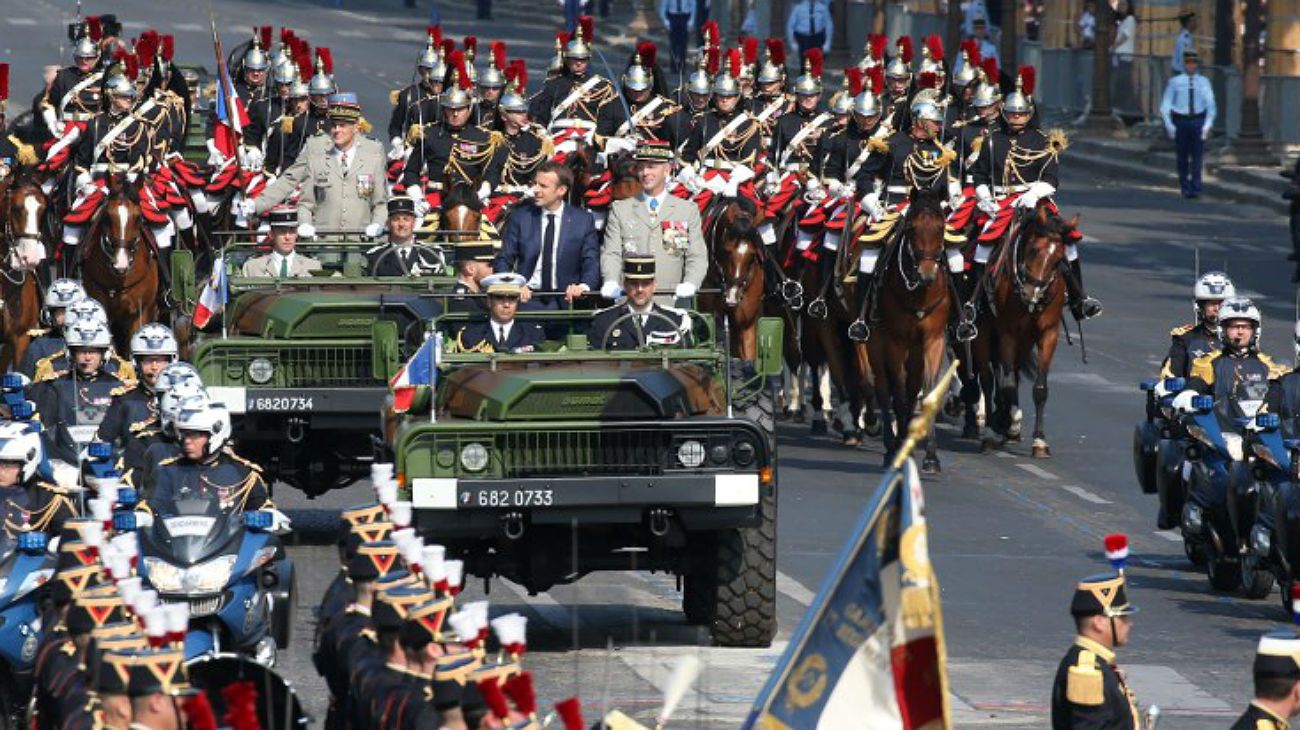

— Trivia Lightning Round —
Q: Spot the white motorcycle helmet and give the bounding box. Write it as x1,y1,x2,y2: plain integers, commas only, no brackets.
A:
42,280,86,326
1218,296,1262,352
159,380,209,436
64,318,113,351
174,401,232,456
155,362,203,396
0,421,43,483
129,323,179,363
64,298,109,329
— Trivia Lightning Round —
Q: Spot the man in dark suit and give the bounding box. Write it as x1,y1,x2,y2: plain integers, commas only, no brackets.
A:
365,197,446,276
454,274,545,353
590,255,691,350
494,160,600,309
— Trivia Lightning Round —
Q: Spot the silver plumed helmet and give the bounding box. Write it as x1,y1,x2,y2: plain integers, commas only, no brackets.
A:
287,77,309,99
418,37,440,71
829,82,853,115
910,89,945,123
952,53,979,88
499,80,527,113
73,35,99,60
479,63,506,90
104,68,137,99
712,71,740,97
308,55,335,97
272,58,297,85
440,71,473,109
622,54,652,92
792,59,821,97
852,90,881,118
687,51,713,96
1002,67,1034,115
565,27,592,60
243,34,270,72
885,54,911,81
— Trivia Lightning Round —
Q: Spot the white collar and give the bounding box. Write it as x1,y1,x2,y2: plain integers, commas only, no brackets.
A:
541,201,565,217
492,319,513,333
391,238,416,249
271,250,294,262
641,191,668,210
333,144,354,157
629,302,654,315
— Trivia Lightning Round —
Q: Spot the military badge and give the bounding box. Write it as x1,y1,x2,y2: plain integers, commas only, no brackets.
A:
356,173,375,199
661,221,688,252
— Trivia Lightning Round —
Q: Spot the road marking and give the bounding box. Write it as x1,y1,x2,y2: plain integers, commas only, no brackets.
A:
1152,530,1184,542
7,17,37,25
1016,463,1058,480
170,22,205,32
335,29,371,38
775,571,815,607
995,451,1014,459
1060,485,1111,504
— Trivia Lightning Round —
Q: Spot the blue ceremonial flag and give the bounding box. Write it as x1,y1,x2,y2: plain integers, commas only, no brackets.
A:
745,424,952,729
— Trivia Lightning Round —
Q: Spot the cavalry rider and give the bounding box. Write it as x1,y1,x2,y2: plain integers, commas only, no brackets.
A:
32,317,129,465
147,399,272,513
969,67,1102,321
946,41,983,129
18,279,86,379
680,49,716,122
61,59,177,281
237,29,277,172
954,59,1001,194
1185,297,1287,409
95,322,177,476
749,40,792,146
40,29,104,143
592,254,692,350
882,37,914,132
764,52,834,244
389,28,446,162
263,70,312,176
609,44,690,153
491,77,552,196
528,17,625,154
1162,271,1235,380
850,93,964,341
401,60,504,216
0,421,77,538
473,43,509,128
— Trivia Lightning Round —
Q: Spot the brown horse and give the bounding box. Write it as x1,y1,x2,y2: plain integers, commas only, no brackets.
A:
700,197,766,360
438,181,484,243
866,189,953,472
962,204,1074,458
0,174,48,370
81,177,160,353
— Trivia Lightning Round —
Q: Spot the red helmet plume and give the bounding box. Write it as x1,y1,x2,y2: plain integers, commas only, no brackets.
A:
726,47,742,79
440,38,456,58
280,27,294,44
896,36,913,64
701,20,719,48
463,35,478,56
0,63,9,103
804,48,823,78
87,16,103,41
980,57,999,84
765,37,785,66
867,64,884,95
636,40,658,68
960,39,981,67
506,59,527,91
296,50,312,82
1018,65,1035,96
844,67,864,96
490,41,506,71
705,46,720,75
868,33,887,63
258,25,271,50
428,24,442,46
924,34,944,62
578,14,594,43
316,47,333,75
742,36,758,66
161,35,175,63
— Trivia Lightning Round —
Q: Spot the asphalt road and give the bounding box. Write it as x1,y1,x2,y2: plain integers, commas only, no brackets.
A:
5,0,1299,727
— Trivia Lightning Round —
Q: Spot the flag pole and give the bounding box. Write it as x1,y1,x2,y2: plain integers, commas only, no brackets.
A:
890,360,960,471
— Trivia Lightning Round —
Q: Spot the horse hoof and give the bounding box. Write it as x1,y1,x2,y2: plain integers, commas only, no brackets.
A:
843,431,863,447
921,458,941,474
962,424,980,439
943,397,964,419
1032,439,1051,458
981,437,1003,453
810,420,827,436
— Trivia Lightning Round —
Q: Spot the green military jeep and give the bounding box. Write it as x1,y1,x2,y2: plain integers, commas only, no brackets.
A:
391,309,782,647
173,235,459,495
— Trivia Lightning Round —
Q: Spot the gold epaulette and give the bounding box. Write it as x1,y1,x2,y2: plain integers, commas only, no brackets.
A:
109,383,135,397
454,328,495,354
1047,128,1071,154
936,144,957,167
486,130,504,150
1066,649,1104,706
390,89,402,106
113,356,137,384
224,449,264,473
33,352,63,383
1189,350,1220,384
868,136,889,153
26,328,48,338
540,133,555,158
407,123,425,144
1170,323,1195,337
358,117,373,135
281,115,295,134
1259,353,1291,379
970,135,984,157
8,136,38,167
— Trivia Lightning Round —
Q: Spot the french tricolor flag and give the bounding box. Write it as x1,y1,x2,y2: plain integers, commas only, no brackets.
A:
390,333,441,413
192,255,227,330
212,43,250,158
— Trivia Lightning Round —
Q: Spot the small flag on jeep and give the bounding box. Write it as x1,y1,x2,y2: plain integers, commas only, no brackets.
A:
192,255,227,330
391,333,440,413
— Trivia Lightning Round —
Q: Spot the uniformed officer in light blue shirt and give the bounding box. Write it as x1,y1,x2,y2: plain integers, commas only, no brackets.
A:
1172,11,1196,74
1160,49,1216,198
786,0,833,58
659,0,696,75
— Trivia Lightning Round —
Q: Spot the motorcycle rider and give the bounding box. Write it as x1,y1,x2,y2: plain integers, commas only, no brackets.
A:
32,317,130,465
146,400,272,513
95,323,178,475
0,421,78,538
128,375,207,492
17,279,87,379
1162,272,1235,380
1185,297,1287,406
31,297,135,386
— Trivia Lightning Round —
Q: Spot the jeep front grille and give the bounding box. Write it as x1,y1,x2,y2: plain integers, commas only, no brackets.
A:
201,343,375,387
500,428,670,478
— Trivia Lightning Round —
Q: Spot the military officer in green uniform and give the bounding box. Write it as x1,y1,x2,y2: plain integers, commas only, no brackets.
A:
1230,631,1300,730
1050,571,1142,730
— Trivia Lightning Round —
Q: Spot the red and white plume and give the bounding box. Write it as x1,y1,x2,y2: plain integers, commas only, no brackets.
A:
701,20,719,49
490,41,506,71
1018,65,1036,96
924,34,944,62
742,36,758,67
491,612,528,656
1104,533,1129,572
578,14,594,43
726,48,742,79
845,67,864,96
896,36,913,64
804,48,823,78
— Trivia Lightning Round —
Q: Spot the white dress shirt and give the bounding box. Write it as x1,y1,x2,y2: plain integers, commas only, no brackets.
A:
528,202,566,290
785,0,833,52
1160,72,1216,134
641,191,668,218
270,251,296,276
492,319,513,344
332,144,354,172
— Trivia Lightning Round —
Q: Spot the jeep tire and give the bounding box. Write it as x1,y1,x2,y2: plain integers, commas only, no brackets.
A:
705,493,778,647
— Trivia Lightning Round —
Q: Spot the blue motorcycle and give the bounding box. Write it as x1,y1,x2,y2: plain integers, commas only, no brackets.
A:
0,532,55,727
1240,412,1300,611
1136,377,1194,536
134,497,294,666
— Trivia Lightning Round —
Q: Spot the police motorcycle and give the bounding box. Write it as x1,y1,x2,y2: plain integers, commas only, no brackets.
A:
128,404,295,667
0,529,55,727
1173,378,1276,595
1231,405,1300,613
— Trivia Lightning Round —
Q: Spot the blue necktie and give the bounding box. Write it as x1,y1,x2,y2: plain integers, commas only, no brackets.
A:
806,4,815,35
1188,76,1196,115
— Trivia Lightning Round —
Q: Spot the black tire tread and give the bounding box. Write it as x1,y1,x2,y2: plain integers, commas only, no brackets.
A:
707,494,778,647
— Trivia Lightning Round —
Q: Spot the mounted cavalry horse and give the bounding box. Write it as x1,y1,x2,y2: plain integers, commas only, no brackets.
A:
698,196,767,360
962,203,1075,458
80,175,161,353
863,187,957,472
0,171,49,370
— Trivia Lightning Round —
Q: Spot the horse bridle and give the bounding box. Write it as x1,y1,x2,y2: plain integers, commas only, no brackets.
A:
707,200,764,296
0,184,43,284
1012,225,1063,313
896,216,946,292
93,197,145,273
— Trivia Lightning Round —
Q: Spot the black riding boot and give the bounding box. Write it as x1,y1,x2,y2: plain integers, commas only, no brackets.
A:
157,248,177,310
61,245,80,280
847,272,875,342
1066,259,1103,321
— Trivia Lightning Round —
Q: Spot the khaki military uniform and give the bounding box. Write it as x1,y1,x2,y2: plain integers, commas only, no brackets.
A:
256,135,389,230
600,194,707,298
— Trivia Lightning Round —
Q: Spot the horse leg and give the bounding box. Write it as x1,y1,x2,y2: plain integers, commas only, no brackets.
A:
919,332,947,474
1031,325,1062,458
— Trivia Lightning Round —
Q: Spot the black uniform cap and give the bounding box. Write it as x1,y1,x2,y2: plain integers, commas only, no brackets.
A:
1070,572,1138,618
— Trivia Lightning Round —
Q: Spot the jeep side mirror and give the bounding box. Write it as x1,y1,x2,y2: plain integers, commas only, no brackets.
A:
754,317,785,378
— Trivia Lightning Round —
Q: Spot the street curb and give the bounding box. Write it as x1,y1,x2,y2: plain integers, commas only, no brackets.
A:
1064,138,1291,216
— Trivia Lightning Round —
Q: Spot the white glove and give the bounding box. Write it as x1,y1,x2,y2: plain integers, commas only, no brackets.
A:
947,180,965,210
205,139,229,166
134,511,154,529
861,192,884,220
803,187,826,204
364,222,384,238
824,180,843,198
975,184,998,215
408,188,430,216
238,146,264,171
839,181,856,199
1026,181,1056,200
1202,126,1211,141
42,108,62,137
265,508,293,534
74,172,96,198
1016,192,1040,209
730,165,756,186
297,222,317,239
604,136,636,155
237,198,257,218
388,136,406,161
674,282,697,299
600,281,624,300
477,181,492,201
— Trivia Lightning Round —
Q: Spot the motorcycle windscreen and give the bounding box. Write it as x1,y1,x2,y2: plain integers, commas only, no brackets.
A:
147,497,243,566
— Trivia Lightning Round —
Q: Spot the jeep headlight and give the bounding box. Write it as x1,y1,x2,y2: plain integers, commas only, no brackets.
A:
247,358,275,384
733,439,757,467
143,558,185,592
184,555,237,593
460,443,489,472
677,440,706,468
